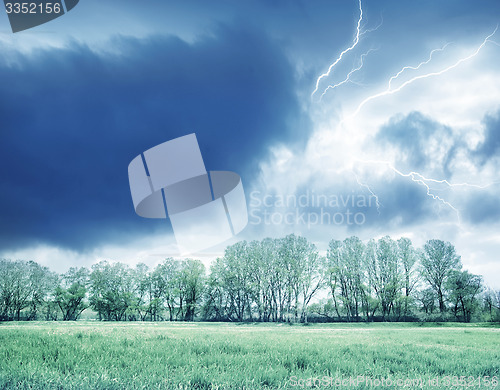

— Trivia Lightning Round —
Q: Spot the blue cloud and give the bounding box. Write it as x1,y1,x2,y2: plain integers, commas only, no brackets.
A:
475,109,500,164
376,111,456,177
0,25,309,251
463,190,500,224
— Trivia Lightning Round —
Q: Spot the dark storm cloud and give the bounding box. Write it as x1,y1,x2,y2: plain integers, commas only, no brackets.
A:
375,109,500,226
359,175,443,229
0,25,309,251
462,190,500,224
376,111,456,177
291,171,437,233
459,109,500,224
475,109,500,164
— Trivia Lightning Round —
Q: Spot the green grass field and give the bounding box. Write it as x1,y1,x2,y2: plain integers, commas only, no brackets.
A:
0,322,499,389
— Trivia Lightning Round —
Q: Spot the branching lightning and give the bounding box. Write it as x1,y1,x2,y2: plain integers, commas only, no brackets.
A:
311,0,363,98
313,0,384,101
354,159,499,221
360,15,383,37
319,48,376,100
387,43,450,89
353,171,382,214
346,26,498,121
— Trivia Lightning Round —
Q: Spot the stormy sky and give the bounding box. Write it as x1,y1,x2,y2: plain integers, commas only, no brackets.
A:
1,0,500,288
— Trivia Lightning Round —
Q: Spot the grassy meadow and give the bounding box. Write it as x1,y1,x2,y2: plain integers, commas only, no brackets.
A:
0,321,499,389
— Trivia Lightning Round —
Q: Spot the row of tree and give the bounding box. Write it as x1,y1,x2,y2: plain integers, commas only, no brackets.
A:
321,237,485,323
1,235,499,323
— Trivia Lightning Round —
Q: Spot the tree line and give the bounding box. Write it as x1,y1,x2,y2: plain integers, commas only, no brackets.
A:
1,235,499,323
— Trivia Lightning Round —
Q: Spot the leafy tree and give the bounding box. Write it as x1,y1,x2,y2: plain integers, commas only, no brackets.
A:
267,238,288,322
366,236,401,319
298,249,324,323
493,290,500,321
202,257,230,321
0,259,26,320
89,261,134,321
221,241,253,321
4,261,31,320
482,289,495,321
54,267,89,321
26,261,58,320
130,263,152,321
246,240,270,322
397,238,419,319
153,258,181,321
446,270,482,322
178,259,205,321
326,237,366,321
420,240,462,313
417,287,437,315
0,259,56,320
278,234,323,322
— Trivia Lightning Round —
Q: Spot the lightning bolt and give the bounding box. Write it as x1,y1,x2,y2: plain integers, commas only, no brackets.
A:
387,43,450,89
360,15,383,37
354,160,499,221
311,0,363,98
353,171,382,214
395,169,460,219
319,48,377,100
346,26,498,121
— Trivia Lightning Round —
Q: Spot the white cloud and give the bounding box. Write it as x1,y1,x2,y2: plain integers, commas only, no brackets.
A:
0,230,225,275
